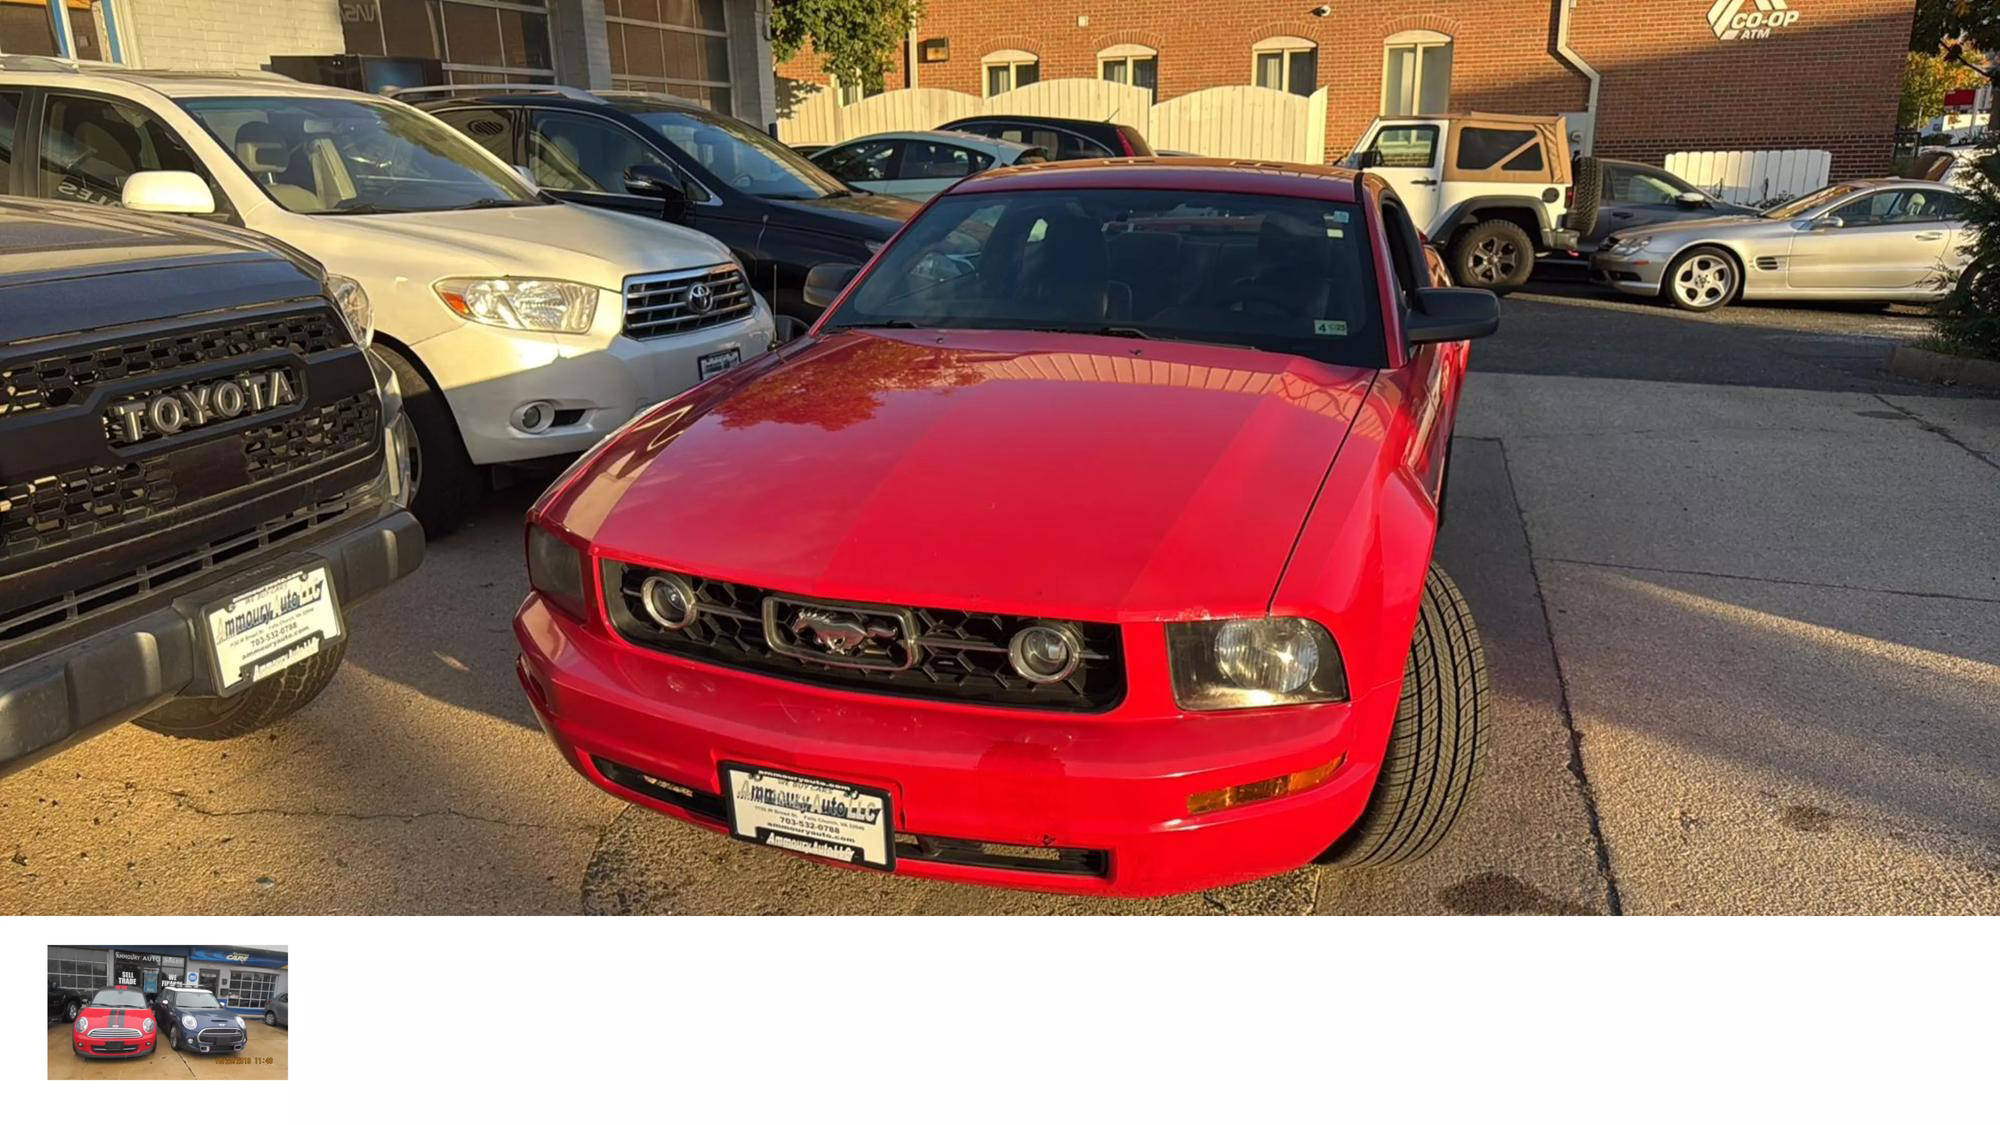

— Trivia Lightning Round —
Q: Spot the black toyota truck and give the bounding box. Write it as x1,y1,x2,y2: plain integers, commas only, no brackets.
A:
0,197,422,774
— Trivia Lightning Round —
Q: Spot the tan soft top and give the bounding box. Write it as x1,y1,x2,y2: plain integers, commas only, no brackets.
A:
1422,112,1572,186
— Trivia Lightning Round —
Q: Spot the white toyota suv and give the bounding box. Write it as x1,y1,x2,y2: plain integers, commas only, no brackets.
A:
0,60,774,534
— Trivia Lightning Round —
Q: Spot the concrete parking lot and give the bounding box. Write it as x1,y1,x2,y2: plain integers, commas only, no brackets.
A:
2,278,1994,915
46,1022,287,1080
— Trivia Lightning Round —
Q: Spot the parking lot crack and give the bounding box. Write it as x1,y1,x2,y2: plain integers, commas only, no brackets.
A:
161,794,596,834
1535,558,2000,606
1497,438,1625,916
1871,395,2000,475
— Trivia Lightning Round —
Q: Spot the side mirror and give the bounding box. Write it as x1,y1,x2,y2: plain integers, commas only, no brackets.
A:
1405,287,1500,345
624,163,688,205
121,171,216,215
1811,215,1845,231
1675,190,1708,208
1353,149,1381,169
802,262,860,308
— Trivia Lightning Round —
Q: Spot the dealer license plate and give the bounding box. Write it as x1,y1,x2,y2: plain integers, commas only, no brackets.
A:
721,763,894,871
698,347,741,380
201,567,342,692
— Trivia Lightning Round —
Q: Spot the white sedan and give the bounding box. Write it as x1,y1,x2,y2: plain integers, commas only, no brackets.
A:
809,130,1048,201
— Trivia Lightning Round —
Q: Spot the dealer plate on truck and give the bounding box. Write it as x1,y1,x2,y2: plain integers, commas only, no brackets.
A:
201,566,342,693
698,347,741,380
721,763,894,871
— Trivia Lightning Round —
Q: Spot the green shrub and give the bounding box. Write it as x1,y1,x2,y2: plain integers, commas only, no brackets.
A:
1932,148,2000,358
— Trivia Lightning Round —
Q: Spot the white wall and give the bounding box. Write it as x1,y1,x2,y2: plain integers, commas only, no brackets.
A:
118,0,345,71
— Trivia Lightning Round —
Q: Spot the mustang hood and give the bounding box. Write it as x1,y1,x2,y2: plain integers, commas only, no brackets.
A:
556,330,1376,618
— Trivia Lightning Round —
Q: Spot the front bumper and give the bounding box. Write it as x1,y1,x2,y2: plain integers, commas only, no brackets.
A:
515,594,1402,897
418,309,774,466
1590,251,1669,296
0,504,423,772
74,1033,155,1057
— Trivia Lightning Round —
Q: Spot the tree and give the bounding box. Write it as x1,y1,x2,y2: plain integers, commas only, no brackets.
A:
769,0,924,91
1911,0,2000,56
1902,50,1981,128
1930,150,2000,358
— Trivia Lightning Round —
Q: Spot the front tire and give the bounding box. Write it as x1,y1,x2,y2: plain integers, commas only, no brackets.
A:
1664,246,1741,311
134,636,349,741
168,1025,182,1052
1320,564,1489,867
264,1010,276,1025
1450,219,1536,293
65,1000,80,1022
378,345,486,539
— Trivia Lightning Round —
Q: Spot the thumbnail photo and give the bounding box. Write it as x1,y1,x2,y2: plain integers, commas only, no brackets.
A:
47,946,287,1081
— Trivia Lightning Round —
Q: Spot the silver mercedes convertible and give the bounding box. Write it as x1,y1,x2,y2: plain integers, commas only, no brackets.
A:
1591,179,1973,312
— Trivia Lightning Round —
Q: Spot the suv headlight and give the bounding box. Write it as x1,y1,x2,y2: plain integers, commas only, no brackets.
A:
435,277,599,333
325,273,374,349
1166,618,1347,710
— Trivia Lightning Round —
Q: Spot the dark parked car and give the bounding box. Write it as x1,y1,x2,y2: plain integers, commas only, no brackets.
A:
48,983,93,1023
153,986,246,1054
1575,158,1756,253
937,114,1155,160
0,196,423,776
411,89,918,324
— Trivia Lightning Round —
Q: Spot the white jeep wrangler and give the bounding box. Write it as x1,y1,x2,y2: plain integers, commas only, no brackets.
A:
1344,112,1601,292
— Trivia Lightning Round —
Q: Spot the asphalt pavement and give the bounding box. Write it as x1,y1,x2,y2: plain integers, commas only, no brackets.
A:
46,1022,287,1080
2,278,1994,915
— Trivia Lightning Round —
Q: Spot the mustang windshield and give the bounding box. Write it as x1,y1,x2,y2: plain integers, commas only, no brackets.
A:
825,189,1386,368
89,989,147,1007
168,990,222,1008
180,96,543,215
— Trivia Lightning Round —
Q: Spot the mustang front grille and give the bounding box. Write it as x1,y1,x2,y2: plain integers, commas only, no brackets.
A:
600,562,1126,711
622,264,753,339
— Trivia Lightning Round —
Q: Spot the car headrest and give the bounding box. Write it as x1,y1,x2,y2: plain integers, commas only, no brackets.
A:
233,121,290,175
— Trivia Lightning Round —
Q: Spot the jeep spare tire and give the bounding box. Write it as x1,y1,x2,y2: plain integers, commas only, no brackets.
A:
1567,155,1603,236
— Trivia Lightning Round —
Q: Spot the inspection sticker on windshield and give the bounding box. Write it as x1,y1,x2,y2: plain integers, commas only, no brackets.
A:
201,567,342,692
721,763,894,871
1314,320,1349,336
698,347,741,380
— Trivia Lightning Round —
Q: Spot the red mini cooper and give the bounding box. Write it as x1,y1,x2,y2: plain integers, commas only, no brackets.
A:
516,159,1497,896
72,986,156,1059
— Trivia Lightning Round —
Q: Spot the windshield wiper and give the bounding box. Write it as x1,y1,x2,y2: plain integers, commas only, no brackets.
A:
323,203,405,215
837,319,924,330
444,198,535,210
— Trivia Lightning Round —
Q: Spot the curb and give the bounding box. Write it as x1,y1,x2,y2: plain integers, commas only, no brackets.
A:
1887,344,2000,391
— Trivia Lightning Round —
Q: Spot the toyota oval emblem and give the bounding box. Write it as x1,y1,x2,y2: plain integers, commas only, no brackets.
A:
686,281,715,312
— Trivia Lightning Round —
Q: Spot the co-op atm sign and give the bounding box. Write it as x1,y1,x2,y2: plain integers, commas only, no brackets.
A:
1709,0,1802,41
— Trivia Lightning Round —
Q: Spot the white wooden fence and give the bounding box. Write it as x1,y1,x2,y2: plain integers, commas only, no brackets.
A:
777,77,1328,164
1663,149,1831,206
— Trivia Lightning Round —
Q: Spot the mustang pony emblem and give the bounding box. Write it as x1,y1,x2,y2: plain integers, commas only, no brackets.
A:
791,608,897,655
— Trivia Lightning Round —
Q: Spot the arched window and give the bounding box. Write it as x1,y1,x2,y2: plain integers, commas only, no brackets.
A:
1251,35,1317,96
1383,30,1453,115
983,49,1040,97
1097,43,1158,100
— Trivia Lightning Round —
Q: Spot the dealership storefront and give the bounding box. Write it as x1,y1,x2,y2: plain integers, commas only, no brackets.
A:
47,945,288,1016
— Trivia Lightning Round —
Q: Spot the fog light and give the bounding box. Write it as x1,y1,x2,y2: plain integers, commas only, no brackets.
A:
512,400,558,433
1186,755,1345,816
1007,623,1081,683
639,572,699,630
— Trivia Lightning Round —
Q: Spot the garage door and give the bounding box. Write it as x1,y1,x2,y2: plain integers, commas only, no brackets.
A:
604,0,733,113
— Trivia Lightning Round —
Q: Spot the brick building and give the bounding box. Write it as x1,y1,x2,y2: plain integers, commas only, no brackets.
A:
776,0,1916,178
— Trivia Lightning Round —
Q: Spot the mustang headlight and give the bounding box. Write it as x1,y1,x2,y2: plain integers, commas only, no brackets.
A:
181,1015,197,1029
435,277,599,333
1166,618,1347,711
142,1018,155,1033
76,1017,88,1033
325,273,374,349
527,522,590,621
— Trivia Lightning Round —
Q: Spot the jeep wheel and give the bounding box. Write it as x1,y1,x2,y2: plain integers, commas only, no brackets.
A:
1664,247,1740,312
378,345,486,539
134,636,349,741
1320,564,1489,867
1451,220,1535,292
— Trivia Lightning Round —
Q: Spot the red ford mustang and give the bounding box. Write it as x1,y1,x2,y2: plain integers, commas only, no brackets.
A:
72,986,156,1059
515,159,1496,896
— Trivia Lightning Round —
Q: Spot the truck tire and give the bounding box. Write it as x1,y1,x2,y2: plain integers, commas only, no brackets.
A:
377,345,485,539
1568,155,1603,236
1320,564,1489,867
1450,219,1535,292
134,636,349,741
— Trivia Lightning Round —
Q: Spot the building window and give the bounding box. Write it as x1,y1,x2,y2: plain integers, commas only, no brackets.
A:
340,1,555,86
983,49,1039,97
1383,30,1452,116
48,954,107,992
215,966,278,1009
1097,43,1157,101
0,1,115,62
605,0,733,115
1251,35,1316,96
